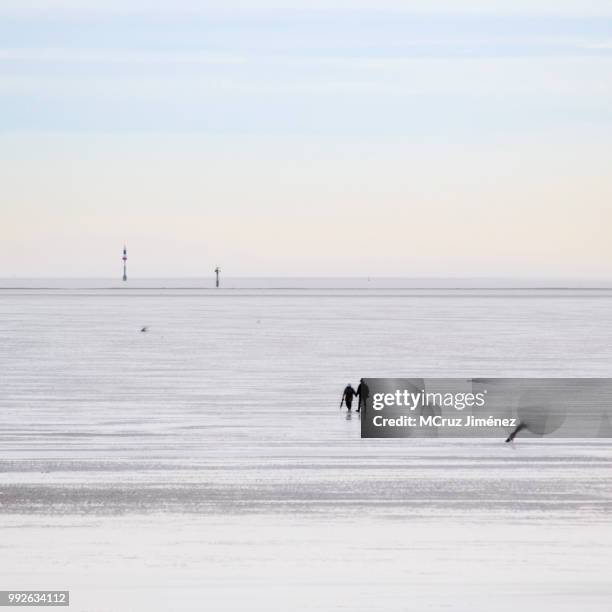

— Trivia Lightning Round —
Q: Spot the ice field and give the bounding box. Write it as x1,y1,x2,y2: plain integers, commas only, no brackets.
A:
1,280,612,611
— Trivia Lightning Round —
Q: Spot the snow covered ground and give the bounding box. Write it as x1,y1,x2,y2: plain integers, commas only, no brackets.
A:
1,282,611,610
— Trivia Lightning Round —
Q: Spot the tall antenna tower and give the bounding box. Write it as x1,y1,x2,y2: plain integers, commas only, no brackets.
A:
122,245,128,281
215,266,220,288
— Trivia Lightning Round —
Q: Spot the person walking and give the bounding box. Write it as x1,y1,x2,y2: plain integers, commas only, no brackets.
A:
356,378,369,413
341,383,357,411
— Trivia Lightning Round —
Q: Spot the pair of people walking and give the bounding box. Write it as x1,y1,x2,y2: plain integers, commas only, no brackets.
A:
341,379,369,413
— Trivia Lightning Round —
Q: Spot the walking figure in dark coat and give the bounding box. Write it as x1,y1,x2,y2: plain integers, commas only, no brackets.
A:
356,378,369,413
341,384,357,411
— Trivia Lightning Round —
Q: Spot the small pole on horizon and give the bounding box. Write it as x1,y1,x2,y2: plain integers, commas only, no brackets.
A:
122,245,128,282
215,266,220,288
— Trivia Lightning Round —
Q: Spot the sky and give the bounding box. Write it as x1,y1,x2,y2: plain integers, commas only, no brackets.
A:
1,0,611,277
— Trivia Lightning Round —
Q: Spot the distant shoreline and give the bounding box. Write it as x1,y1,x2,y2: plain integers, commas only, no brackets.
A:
1,277,612,291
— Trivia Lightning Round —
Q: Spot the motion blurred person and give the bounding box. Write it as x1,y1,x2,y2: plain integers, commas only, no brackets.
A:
505,421,527,443
341,384,357,411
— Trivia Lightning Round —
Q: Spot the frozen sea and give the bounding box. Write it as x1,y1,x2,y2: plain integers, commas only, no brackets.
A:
1,278,612,611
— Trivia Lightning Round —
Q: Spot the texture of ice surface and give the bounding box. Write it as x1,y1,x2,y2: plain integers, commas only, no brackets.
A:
1,281,612,610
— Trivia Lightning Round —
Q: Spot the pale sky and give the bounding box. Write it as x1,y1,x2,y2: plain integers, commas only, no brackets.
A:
1,1,611,277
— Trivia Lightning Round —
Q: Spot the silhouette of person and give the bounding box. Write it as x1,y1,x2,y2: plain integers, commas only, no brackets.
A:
341,384,357,411
356,378,369,413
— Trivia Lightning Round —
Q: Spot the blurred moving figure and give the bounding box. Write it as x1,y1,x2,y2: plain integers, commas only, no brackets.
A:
505,422,526,443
